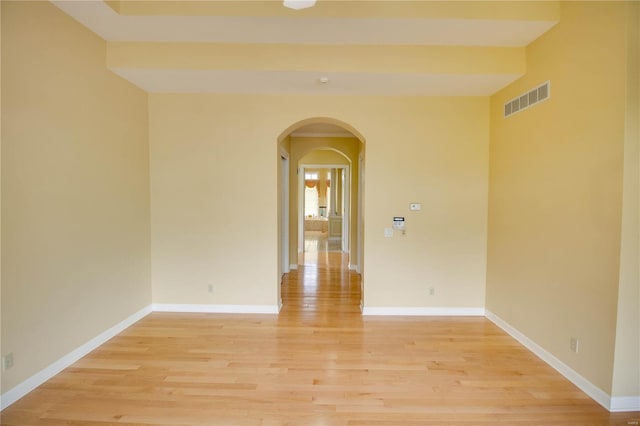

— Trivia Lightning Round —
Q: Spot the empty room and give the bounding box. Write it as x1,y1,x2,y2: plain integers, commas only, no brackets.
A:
1,0,639,424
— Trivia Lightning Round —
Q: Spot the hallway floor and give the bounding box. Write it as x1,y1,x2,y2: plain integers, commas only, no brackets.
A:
303,230,342,255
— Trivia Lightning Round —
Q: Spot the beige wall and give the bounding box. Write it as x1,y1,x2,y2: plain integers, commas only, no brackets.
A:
486,2,631,394
1,1,150,392
149,95,489,310
362,99,489,309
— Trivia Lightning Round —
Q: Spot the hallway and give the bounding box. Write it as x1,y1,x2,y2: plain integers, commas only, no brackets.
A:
281,225,360,320
280,249,361,325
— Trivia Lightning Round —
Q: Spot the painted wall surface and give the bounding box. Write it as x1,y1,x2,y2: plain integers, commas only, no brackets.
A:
289,137,360,268
611,1,640,399
149,95,489,310
1,1,150,392
486,2,629,394
362,100,489,309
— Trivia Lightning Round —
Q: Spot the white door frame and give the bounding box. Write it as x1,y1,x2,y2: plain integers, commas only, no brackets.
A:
341,167,350,253
279,148,290,277
357,154,364,274
298,164,350,255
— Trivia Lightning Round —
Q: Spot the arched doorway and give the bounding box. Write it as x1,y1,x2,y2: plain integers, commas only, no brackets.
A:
277,118,365,311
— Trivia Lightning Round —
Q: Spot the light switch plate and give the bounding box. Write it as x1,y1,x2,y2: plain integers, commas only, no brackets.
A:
410,203,421,211
384,228,393,238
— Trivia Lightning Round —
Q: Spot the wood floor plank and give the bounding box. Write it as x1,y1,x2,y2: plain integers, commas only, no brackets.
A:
2,249,639,425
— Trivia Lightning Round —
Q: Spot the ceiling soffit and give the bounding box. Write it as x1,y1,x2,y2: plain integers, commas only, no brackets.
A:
51,0,559,95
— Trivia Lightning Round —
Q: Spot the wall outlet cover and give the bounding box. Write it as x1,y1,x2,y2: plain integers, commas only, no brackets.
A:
570,337,579,353
2,352,14,371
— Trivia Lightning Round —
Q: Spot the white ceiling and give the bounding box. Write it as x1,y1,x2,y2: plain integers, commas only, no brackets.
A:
52,1,556,46
51,1,558,96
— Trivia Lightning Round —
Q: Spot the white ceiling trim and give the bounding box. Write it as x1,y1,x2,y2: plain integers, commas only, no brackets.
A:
109,68,523,96
52,1,556,47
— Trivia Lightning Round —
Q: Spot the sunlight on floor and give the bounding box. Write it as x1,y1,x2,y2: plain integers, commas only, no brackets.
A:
301,230,343,266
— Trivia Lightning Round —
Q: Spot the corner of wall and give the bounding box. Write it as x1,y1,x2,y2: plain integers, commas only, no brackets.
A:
610,0,640,402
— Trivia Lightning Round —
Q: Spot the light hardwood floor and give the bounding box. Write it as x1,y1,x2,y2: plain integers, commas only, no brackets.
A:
2,251,638,425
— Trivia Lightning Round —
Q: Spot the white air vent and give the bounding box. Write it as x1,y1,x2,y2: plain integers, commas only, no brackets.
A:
504,81,550,118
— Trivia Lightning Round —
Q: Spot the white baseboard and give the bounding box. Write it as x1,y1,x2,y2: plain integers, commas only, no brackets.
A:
610,396,640,412
0,305,152,411
348,264,358,271
362,306,485,316
289,264,298,270
152,304,279,314
484,310,617,411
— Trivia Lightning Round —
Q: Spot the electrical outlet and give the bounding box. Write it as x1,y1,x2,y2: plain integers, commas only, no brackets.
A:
2,352,14,371
429,287,435,296
208,284,214,293
570,337,579,353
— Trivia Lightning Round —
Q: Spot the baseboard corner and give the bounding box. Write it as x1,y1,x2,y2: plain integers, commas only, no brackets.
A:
610,395,640,412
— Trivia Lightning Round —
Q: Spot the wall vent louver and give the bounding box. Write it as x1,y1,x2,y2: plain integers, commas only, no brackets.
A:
504,81,550,118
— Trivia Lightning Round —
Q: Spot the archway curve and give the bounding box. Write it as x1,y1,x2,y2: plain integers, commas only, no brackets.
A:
277,116,366,145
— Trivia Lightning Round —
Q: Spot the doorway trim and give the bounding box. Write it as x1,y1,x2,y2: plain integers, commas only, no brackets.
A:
279,147,290,274
278,146,290,311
